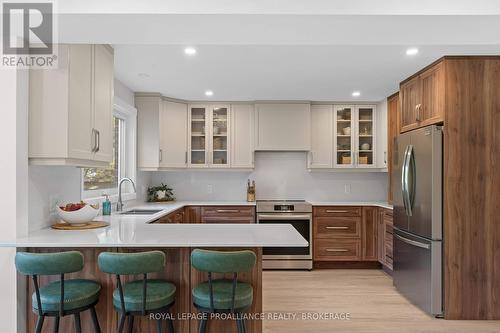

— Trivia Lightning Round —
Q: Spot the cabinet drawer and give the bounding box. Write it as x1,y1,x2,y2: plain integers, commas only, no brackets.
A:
314,206,361,217
385,242,393,260
201,216,255,224
314,217,361,238
201,206,255,217
314,239,361,261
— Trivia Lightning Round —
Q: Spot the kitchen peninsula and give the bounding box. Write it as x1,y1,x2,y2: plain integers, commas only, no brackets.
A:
14,203,307,333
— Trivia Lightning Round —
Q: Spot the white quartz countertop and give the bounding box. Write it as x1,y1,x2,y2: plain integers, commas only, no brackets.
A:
10,201,309,248
308,201,393,210
8,200,392,248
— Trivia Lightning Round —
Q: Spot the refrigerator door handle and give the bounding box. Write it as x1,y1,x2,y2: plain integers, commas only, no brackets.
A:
406,145,415,216
401,145,410,216
395,233,430,250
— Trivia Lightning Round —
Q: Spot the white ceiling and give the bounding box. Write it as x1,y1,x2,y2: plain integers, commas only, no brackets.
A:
52,1,500,101
114,44,500,101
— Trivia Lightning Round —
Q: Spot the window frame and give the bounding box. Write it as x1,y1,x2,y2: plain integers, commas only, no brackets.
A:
81,96,137,205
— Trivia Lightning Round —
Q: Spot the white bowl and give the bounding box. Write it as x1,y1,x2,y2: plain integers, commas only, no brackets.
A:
56,205,99,224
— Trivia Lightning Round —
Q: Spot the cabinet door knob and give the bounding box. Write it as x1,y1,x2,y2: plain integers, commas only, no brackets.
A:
159,149,163,162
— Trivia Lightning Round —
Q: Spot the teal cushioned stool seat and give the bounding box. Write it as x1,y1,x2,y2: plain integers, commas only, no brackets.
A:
112,279,176,312
192,279,253,310
191,249,257,333
33,279,101,312
98,250,176,333
15,251,101,333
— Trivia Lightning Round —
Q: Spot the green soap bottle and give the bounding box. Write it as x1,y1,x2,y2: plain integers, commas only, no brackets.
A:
102,194,111,216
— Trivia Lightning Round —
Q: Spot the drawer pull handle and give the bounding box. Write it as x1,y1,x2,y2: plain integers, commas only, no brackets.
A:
325,226,349,230
325,248,349,252
325,210,349,213
216,209,239,213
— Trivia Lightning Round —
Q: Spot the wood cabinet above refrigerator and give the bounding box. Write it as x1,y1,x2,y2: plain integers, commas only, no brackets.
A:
399,61,444,133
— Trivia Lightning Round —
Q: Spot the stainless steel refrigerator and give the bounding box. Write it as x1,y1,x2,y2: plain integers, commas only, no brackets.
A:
392,125,443,316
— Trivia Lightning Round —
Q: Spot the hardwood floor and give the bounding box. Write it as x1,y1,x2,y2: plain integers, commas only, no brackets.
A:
263,270,500,333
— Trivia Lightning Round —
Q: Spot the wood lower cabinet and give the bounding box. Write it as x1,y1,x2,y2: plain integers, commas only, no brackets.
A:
314,238,361,261
362,207,378,261
201,206,255,223
377,208,393,270
155,208,185,224
184,206,201,223
313,206,376,262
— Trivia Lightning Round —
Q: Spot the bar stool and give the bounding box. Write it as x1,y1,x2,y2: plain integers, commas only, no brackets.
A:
15,251,101,333
191,249,256,333
98,251,176,333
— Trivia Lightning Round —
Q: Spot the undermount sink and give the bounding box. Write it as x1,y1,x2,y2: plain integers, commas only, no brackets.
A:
119,209,163,215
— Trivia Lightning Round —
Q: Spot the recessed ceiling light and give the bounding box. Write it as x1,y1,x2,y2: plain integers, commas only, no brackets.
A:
138,73,150,78
406,48,419,56
352,91,361,97
205,90,214,97
184,47,197,55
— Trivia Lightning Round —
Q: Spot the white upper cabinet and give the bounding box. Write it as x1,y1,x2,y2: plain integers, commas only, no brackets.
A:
137,95,188,170
29,44,114,167
333,105,356,168
231,104,255,168
354,105,377,168
308,105,332,168
309,104,382,170
188,104,232,168
160,101,188,168
334,105,377,168
92,45,114,163
255,103,311,151
136,95,161,170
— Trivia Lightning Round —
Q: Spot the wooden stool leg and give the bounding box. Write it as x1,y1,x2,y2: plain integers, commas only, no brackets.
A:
117,314,126,333
90,307,101,333
35,315,44,333
127,316,134,333
156,319,162,333
74,313,82,333
53,316,59,333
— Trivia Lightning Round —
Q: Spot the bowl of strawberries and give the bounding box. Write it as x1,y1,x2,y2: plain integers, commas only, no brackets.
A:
56,201,99,224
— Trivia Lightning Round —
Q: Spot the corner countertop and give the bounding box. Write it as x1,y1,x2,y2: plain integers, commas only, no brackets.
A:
9,200,392,248
11,201,309,248
308,201,393,210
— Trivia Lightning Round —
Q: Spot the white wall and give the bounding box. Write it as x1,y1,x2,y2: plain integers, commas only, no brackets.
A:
0,65,29,333
151,152,388,201
27,78,148,231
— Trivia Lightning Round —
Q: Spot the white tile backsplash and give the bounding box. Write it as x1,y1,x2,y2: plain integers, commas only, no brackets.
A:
151,152,388,202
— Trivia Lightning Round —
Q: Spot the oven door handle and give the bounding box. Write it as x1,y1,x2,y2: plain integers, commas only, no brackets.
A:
257,214,312,220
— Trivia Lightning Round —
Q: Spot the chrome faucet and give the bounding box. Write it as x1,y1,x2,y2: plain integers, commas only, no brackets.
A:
117,177,137,212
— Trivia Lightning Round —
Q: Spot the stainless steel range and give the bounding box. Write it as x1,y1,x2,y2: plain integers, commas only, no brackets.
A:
256,200,312,270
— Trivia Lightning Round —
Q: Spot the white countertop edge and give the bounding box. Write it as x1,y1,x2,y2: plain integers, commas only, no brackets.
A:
11,224,308,248
308,201,393,210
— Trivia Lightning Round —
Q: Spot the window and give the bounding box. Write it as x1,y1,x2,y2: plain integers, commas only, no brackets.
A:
83,116,122,193
81,98,137,201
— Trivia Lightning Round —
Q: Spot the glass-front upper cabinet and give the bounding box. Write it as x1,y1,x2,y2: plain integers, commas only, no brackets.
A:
356,106,376,167
334,106,355,167
189,106,208,166
188,104,231,167
333,105,377,168
210,106,229,167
